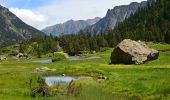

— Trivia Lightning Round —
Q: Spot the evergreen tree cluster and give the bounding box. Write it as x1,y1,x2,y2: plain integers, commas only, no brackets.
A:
59,0,170,52
8,0,170,55
110,0,170,45
59,30,108,54
18,35,60,57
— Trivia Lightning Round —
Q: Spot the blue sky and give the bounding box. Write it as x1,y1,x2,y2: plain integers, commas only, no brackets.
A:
0,0,146,29
0,0,52,9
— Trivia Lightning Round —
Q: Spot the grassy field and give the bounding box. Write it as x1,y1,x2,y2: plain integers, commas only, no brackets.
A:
0,43,170,100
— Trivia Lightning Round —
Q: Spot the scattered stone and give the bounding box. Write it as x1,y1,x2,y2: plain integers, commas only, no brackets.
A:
92,51,96,54
62,74,66,76
16,53,24,58
0,56,7,61
97,76,107,83
110,39,159,64
98,76,107,80
34,67,56,73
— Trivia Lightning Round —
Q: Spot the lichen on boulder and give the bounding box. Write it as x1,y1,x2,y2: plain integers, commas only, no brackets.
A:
110,39,159,64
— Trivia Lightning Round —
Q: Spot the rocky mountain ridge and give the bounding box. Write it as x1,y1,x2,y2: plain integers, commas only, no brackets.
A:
85,0,155,34
42,17,101,36
0,5,44,47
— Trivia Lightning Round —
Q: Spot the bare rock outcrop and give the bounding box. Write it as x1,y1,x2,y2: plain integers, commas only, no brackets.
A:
110,39,159,64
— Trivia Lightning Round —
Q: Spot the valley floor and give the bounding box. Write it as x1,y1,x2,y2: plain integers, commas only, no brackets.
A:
0,43,170,100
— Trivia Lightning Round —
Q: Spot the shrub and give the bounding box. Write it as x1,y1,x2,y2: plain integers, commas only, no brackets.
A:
52,52,69,62
100,47,109,52
46,53,53,58
29,76,49,97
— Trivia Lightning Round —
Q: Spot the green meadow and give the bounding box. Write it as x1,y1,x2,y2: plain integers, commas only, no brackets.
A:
0,43,170,100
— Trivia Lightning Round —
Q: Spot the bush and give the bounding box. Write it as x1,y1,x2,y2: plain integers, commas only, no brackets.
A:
100,47,109,52
29,76,49,97
52,52,69,62
46,53,53,58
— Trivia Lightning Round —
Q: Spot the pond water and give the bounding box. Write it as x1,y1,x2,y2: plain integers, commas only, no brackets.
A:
44,76,91,86
30,56,101,63
31,59,52,64
69,56,101,61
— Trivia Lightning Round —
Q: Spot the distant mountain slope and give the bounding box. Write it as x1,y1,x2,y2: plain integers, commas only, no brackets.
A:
42,17,101,36
85,0,151,34
111,0,170,43
0,5,44,47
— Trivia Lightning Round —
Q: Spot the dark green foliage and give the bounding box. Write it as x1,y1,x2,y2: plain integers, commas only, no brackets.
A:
165,30,170,43
59,31,108,54
108,0,170,45
17,35,60,57
29,76,48,97
96,33,108,49
16,31,109,55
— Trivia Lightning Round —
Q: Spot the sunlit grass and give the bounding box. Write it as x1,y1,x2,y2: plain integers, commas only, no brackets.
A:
0,43,170,99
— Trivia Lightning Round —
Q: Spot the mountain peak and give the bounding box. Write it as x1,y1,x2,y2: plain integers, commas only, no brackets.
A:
42,17,101,36
67,19,74,22
85,0,149,34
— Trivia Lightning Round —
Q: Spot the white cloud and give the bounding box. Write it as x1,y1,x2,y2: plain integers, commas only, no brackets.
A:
8,0,146,29
36,0,146,29
9,8,48,29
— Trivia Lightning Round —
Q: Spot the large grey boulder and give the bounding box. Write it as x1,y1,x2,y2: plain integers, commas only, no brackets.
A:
110,39,159,64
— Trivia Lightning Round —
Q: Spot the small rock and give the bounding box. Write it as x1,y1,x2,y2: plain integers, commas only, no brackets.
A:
16,53,24,58
0,56,7,61
34,67,56,73
92,51,96,54
98,76,107,80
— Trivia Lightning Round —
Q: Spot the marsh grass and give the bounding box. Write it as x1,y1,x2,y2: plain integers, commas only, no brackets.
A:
0,43,170,99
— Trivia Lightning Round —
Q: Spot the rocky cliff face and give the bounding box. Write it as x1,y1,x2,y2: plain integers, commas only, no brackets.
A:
0,5,44,47
85,1,151,34
42,17,101,36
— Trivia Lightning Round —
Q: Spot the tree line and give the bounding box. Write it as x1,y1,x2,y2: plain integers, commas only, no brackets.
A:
110,0,170,45
58,0,170,52
16,0,170,56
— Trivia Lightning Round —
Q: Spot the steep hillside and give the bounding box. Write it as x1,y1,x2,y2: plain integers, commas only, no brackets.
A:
0,5,44,47
110,0,170,45
85,0,152,34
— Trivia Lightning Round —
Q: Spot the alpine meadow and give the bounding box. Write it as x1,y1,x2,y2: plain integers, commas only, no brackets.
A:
0,0,170,100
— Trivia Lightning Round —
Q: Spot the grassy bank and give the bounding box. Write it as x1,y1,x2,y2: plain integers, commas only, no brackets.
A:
0,43,170,100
